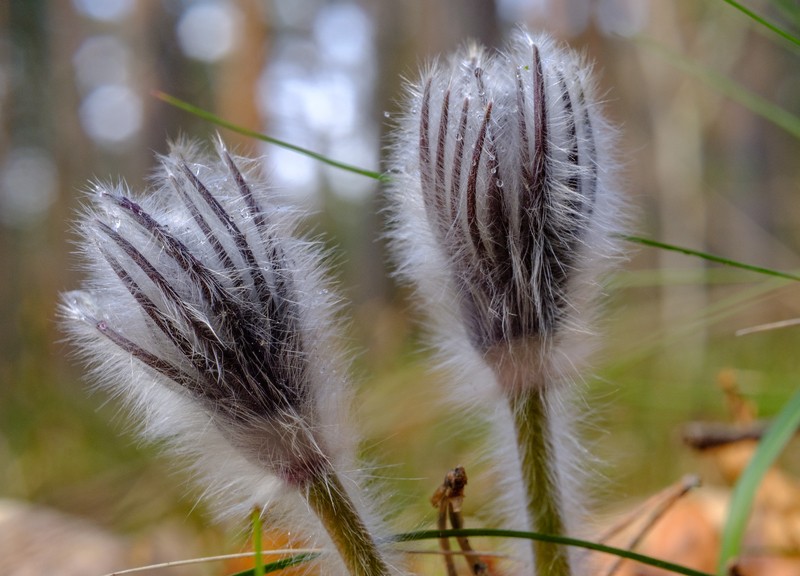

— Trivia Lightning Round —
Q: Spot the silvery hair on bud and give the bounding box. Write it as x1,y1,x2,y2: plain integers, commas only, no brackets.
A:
60,139,371,545
387,28,625,558
389,29,623,375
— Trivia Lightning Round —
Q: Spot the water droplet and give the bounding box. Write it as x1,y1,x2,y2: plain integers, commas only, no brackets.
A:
455,134,463,142
383,111,391,119
496,179,504,188
490,167,497,174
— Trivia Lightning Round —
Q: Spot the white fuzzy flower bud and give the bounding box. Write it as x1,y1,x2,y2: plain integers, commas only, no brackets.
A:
62,140,346,487
387,30,625,576
389,30,622,382
61,139,395,576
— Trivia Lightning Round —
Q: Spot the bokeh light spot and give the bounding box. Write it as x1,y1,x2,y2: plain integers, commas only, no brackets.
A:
79,84,142,145
313,4,371,66
176,1,241,63
73,36,130,91
0,147,58,227
72,0,134,22
595,0,650,37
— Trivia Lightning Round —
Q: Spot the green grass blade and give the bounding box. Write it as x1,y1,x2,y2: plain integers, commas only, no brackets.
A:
228,552,321,576
153,91,387,182
394,529,714,576
637,38,800,140
721,0,800,48
251,508,264,576
624,235,800,282
717,388,800,574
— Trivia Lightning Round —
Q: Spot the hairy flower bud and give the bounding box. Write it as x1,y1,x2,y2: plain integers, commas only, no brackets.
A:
61,140,396,575
387,30,625,576
62,140,346,489
389,30,622,376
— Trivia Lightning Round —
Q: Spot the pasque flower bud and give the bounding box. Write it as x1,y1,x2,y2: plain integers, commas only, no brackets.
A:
391,31,621,365
388,30,624,576
61,139,393,576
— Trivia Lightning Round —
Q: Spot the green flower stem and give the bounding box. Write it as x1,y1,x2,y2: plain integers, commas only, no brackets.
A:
306,471,391,576
509,388,572,576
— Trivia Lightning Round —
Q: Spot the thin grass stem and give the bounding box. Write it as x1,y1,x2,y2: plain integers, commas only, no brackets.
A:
721,0,800,49
100,551,321,576
623,235,800,282
153,91,387,182
394,530,715,576
228,553,322,576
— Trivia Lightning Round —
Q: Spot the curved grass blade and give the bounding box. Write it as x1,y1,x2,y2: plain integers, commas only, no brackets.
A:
228,552,321,576
100,551,322,576
395,529,714,576
717,388,800,574
153,91,387,182
721,0,800,49
637,38,800,140
624,235,800,282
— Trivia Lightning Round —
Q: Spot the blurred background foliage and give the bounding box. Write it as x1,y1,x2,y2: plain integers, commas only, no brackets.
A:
1,0,800,571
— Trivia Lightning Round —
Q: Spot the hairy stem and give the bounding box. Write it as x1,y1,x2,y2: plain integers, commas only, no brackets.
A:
306,471,392,576
508,387,572,576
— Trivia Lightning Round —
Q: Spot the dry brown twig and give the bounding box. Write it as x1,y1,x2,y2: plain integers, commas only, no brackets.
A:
431,466,490,576
596,474,701,576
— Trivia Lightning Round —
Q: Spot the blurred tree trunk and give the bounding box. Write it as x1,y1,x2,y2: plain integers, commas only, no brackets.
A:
636,3,708,381
365,0,500,307
216,0,267,153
